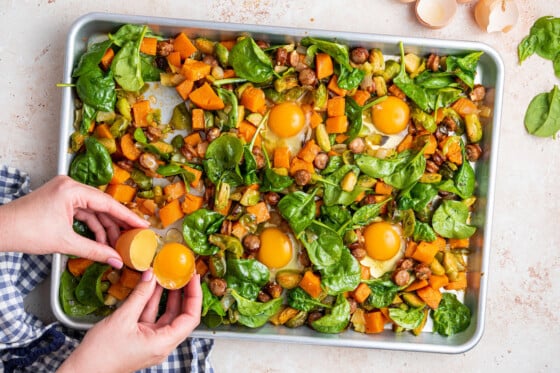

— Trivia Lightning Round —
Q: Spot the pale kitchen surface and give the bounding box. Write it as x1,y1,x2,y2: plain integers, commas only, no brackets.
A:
1,0,559,372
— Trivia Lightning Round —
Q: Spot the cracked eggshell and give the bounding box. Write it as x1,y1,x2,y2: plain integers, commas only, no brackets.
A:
415,0,458,29
474,0,519,33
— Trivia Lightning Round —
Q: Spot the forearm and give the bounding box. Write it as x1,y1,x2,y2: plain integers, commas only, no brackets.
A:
0,202,26,253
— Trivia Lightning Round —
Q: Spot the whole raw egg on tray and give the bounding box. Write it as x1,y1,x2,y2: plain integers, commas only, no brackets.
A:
59,20,490,339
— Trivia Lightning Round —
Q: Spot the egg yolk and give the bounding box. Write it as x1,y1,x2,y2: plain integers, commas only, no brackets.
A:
363,222,402,261
153,242,195,290
258,227,293,269
268,102,305,138
371,96,410,134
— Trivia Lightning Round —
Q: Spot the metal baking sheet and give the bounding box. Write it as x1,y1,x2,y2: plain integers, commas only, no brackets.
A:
51,12,503,353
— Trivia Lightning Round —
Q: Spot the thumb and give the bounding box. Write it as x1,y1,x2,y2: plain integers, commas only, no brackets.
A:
63,233,124,269
117,269,157,320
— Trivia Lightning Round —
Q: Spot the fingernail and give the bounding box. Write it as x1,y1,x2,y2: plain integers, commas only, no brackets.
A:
142,268,153,282
107,257,123,269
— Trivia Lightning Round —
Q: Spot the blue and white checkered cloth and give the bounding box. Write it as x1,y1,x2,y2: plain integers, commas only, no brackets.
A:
0,166,214,372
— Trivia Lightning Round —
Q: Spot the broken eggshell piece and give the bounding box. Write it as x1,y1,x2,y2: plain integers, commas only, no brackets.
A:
415,0,458,29
474,0,519,33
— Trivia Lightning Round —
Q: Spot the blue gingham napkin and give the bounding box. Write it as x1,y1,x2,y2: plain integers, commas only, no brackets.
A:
0,166,214,372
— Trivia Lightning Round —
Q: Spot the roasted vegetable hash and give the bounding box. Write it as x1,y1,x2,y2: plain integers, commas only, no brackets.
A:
61,23,491,337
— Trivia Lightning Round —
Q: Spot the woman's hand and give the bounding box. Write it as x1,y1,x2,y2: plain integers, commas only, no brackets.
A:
0,175,148,267
58,271,202,373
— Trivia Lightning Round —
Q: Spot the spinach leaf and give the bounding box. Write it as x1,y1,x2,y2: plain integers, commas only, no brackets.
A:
75,67,116,113
320,204,352,232
319,248,361,295
398,182,438,213
74,262,110,307
111,26,148,92
215,87,239,130
383,149,426,189
260,167,294,193
140,55,162,82
524,85,560,137
414,71,456,89
72,219,95,240
357,148,426,190
288,287,330,311
518,16,560,78
413,221,437,242
226,257,270,300
355,152,409,179
156,163,196,187
453,141,476,198
229,37,274,83
278,189,317,234
431,293,471,336
394,42,431,112
182,209,225,255
69,137,113,186
301,223,344,268
444,51,483,89
336,65,366,91
240,146,259,186
364,275,400,308
345,96,364,140
226,275,260,300
301,37,364,90
388,307,425,330
301,37,352,71
226,258,270,287
432,200,476,239
531,16,560,61
311,294,350,334
73,39,113,78
321,155,344,175
321,164,364,206
203,134,244,186
59,270,98,316
518,33,538,63
79,103,97,134
201,282,226,317
351,198,391,227
231,290,283,328
109,24,158,47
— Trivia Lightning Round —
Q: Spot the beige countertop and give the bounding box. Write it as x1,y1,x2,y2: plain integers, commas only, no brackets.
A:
2,0,559,372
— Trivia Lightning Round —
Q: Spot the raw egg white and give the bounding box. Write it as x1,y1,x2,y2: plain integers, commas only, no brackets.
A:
360,221,406,278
